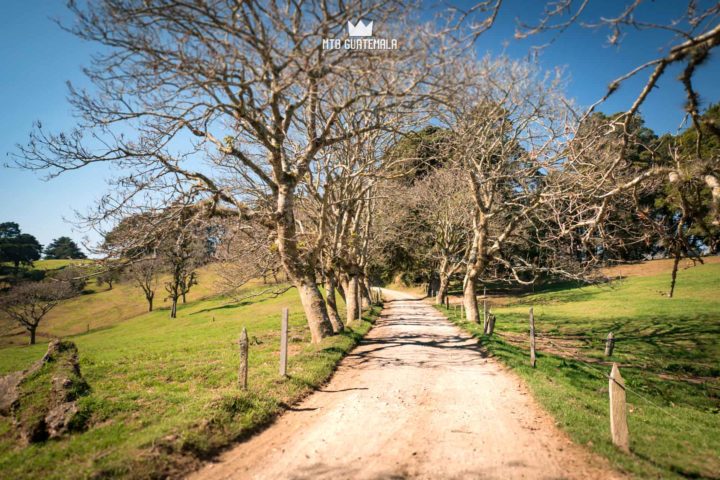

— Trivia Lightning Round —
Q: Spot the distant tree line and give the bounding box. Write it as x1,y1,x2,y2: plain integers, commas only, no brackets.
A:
0,222,86,272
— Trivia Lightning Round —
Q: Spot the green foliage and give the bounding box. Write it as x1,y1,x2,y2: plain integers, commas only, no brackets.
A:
439,262,720,478
676,103,720,161
0,222,43,271
383,126,451,185
44,237,86,260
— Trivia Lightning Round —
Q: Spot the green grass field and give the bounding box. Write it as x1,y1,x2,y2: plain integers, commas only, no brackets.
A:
0,277,377,479
0,263,233,346
439,261,720,479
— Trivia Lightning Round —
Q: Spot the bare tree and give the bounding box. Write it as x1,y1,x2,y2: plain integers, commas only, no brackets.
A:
453,2,720,140
127,257,161,312
160,220,206,318
301,108,412,325
16,0,439,342
95,261,123,290
0,281,75,344
213,218,282,292
455,1,720,244
406,167,473,304
432,56,587,322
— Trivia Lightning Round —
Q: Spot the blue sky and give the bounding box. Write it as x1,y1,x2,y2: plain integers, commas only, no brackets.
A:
0,0,718,253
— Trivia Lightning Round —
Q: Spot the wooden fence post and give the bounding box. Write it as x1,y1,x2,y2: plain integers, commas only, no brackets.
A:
483,287,487,330
529,307,536,368
239,327,249,390
605,332,615,356
486,313,496,335
280,308,289,377
483,286,487,317
609,363,629,452
445,296,450,309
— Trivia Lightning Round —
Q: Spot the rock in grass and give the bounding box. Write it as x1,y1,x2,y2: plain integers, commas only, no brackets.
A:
0,339,91,443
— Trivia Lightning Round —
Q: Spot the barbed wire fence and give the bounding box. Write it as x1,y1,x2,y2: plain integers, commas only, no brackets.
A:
440,295,697,450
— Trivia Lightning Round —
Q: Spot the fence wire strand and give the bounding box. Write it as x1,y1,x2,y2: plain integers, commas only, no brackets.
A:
443,303,687,423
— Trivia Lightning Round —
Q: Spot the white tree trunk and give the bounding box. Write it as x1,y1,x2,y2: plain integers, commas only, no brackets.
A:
324,275,344,333
463,272,480,323
346,275,360,324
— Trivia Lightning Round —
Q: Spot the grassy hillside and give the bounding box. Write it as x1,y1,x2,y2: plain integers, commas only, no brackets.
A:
440,260,720,479
0,262,230,346
0,276,377,479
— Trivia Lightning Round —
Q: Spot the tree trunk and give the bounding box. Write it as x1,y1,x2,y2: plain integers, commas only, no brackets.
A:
669,246,681,298
147,294,154,312
346,275,359,324
463,273,480,323
337,277,347,302
275,183,334,343
296,276,333,342
435,273,449,305
462,218,486,323
170,298,178,318
324,275,344,333
29,326,36,345
359,275,372,309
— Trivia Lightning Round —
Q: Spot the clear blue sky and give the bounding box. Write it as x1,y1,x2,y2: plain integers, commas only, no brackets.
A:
1,0,718,253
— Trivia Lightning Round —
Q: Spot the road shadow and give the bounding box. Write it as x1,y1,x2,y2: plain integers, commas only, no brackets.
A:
345,299,491,369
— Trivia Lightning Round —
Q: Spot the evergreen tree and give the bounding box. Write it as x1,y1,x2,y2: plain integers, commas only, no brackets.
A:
44,236,87,260
0,222,43,273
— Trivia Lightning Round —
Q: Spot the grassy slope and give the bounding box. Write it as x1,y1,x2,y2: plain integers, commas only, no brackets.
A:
439,260,720,479
0,277,377,479
0,263,229,346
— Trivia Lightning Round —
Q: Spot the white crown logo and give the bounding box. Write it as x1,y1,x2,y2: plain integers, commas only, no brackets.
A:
348,20,373,37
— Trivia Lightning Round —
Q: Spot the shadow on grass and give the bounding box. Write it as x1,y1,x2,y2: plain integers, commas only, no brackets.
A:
189,299,259,315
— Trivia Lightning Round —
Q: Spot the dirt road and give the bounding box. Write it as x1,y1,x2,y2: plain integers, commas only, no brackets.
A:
189,290,622,480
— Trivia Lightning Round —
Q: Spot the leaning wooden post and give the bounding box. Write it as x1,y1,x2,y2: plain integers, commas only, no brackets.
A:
487,313,496,335
609,363,629,452
280,308,289,377
605,332,615,357
529,307,537,368
239,327,249,390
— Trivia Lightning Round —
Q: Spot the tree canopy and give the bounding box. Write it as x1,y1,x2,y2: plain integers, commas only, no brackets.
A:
44,237,86,260
0,222,43,272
